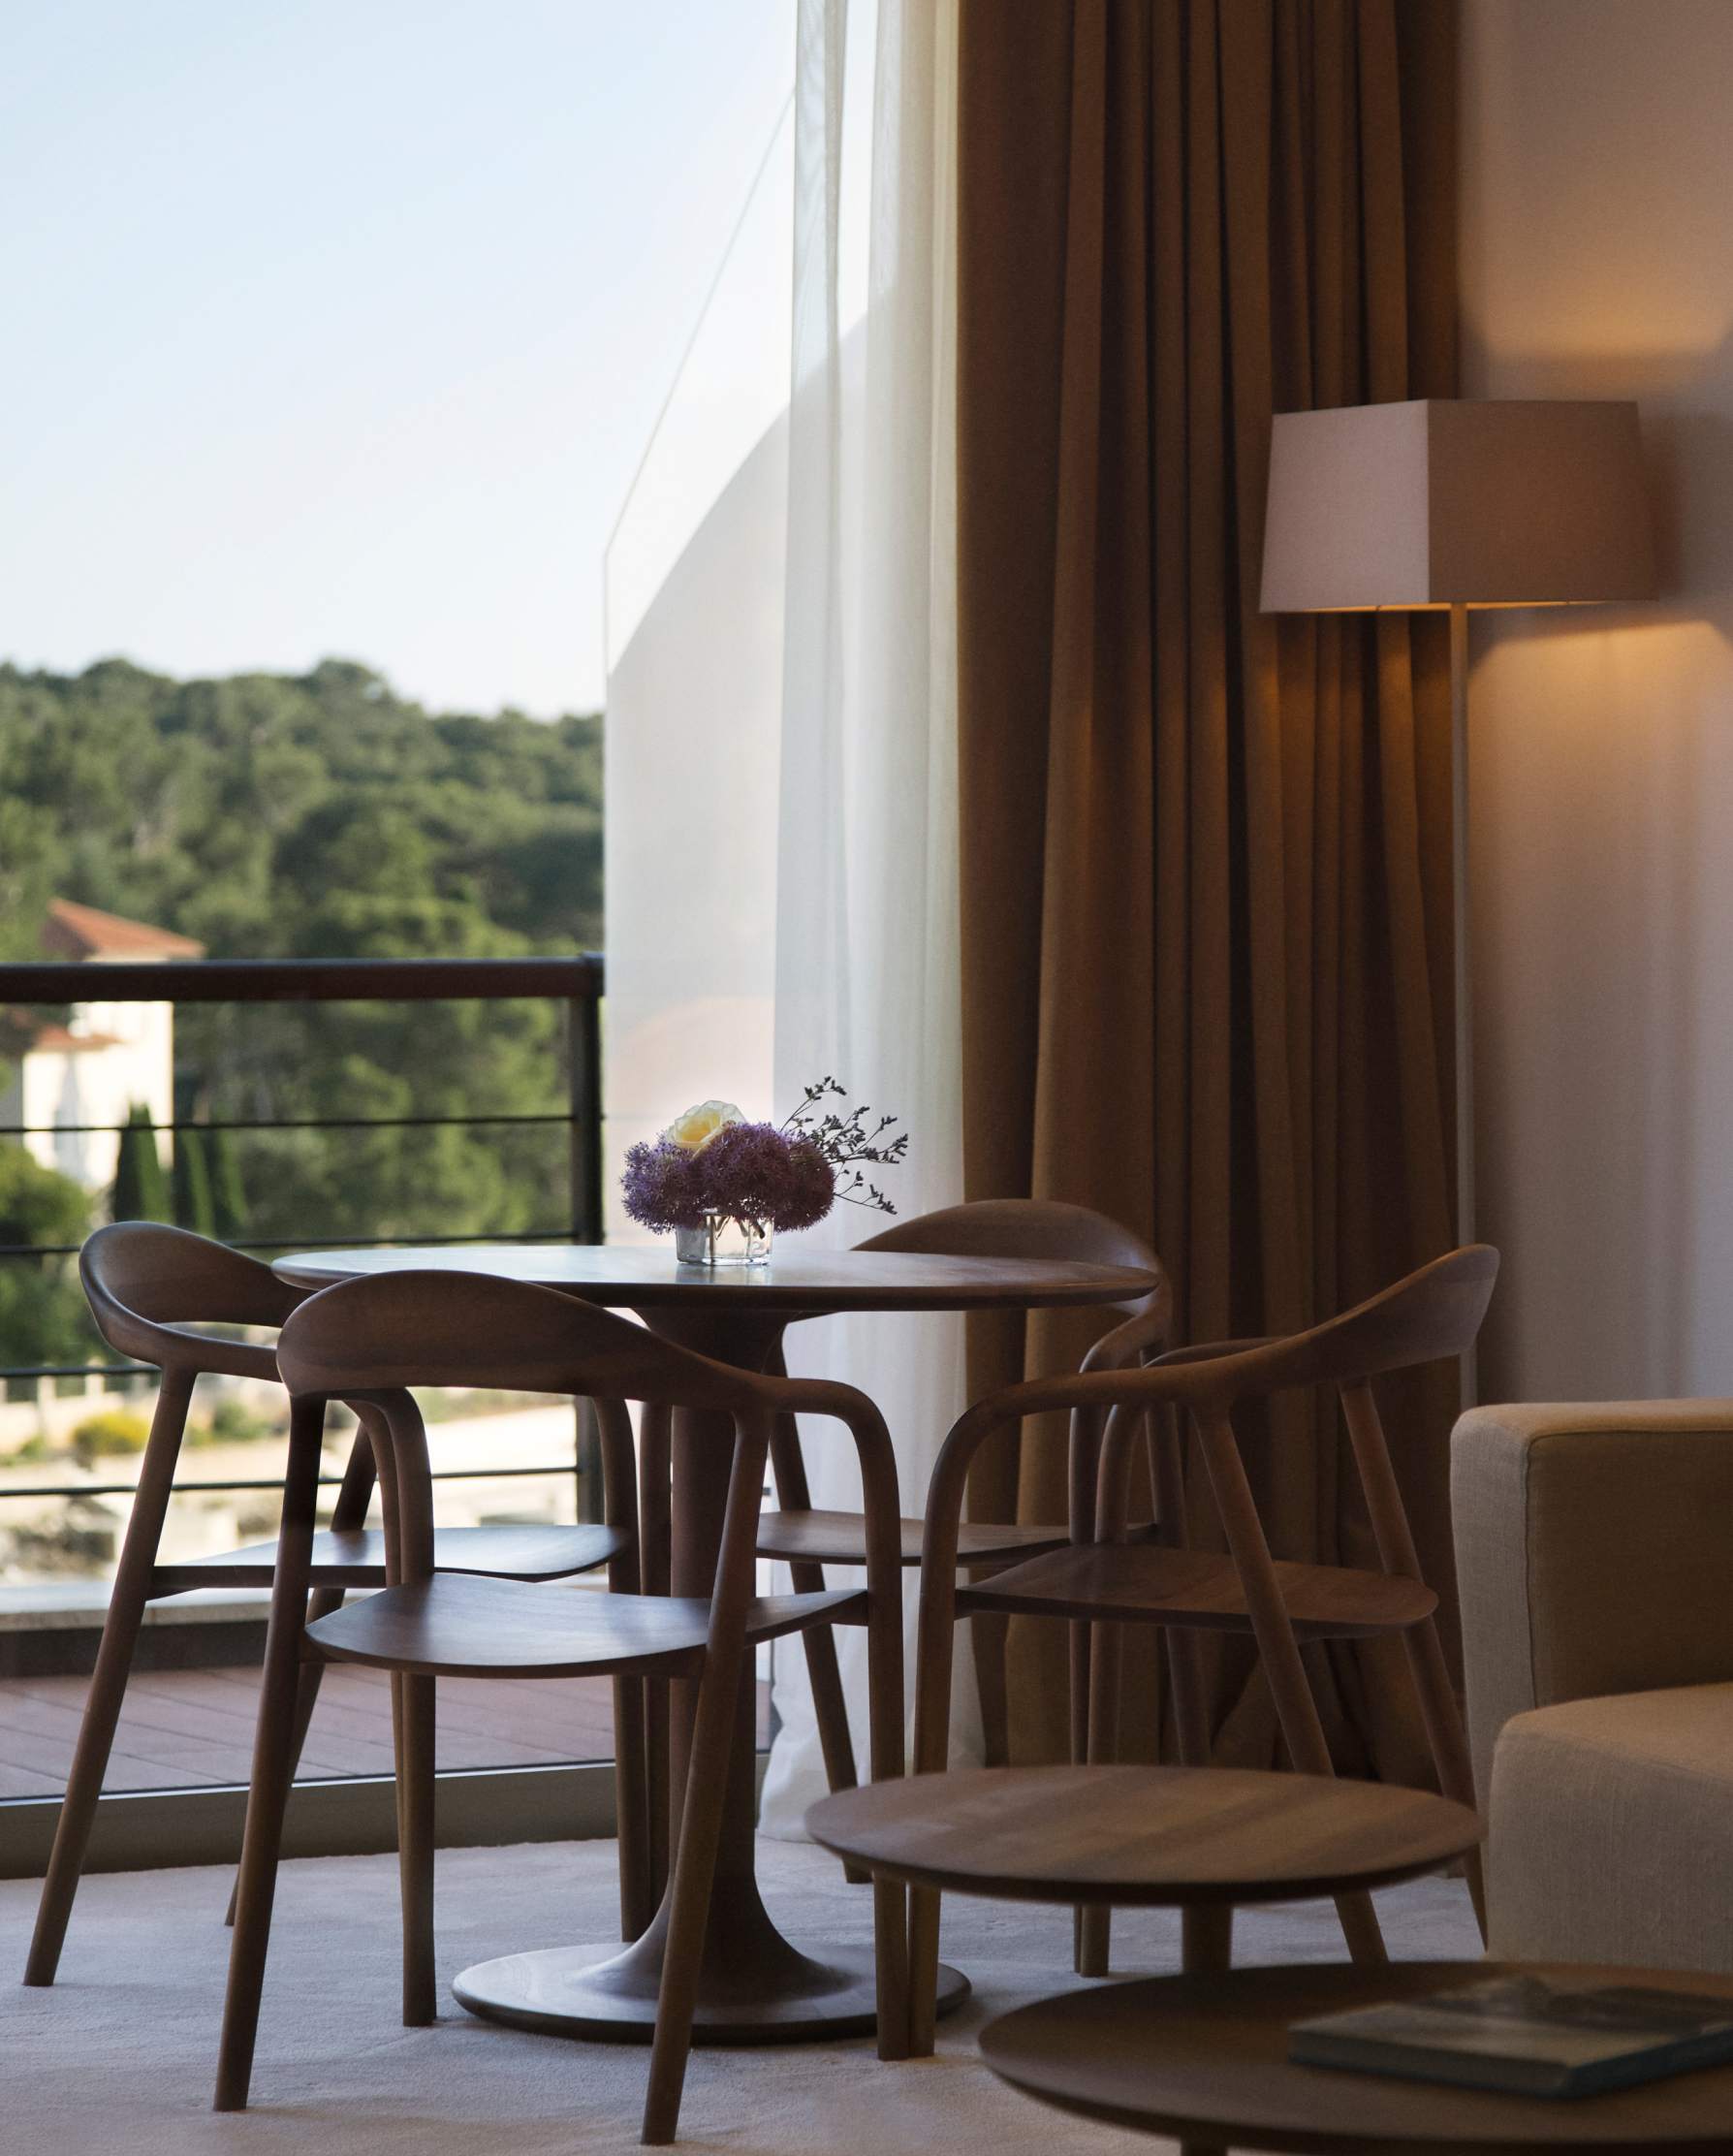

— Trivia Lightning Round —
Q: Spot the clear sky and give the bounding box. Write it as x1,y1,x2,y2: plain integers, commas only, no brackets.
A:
0,0,795,717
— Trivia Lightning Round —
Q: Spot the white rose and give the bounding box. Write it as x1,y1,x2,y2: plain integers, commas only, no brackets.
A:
662,1099,745,1151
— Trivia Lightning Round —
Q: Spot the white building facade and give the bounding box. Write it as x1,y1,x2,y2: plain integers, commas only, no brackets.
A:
1,900,200,1190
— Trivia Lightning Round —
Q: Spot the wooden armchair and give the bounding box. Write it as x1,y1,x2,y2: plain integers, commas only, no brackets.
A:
898,1245,1497,2046
215,1266,910,2144
754,1199,1172,1799
25,1223,625,1988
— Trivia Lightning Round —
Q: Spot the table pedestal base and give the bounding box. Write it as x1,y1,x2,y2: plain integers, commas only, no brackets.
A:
454,1913,969,2045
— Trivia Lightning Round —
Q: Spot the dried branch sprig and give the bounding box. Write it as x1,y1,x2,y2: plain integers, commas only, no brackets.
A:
779,1075,907,1214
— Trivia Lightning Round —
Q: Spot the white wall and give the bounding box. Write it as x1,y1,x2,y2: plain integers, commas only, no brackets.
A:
1463,0,1733,1398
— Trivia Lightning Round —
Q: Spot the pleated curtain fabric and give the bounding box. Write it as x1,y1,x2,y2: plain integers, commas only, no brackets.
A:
955,0,1463,1784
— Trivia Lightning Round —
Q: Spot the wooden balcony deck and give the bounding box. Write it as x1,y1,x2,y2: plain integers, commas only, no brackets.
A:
0,1665,772,1800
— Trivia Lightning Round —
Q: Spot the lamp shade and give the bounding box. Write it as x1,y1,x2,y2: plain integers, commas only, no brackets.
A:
1259,398,1655,613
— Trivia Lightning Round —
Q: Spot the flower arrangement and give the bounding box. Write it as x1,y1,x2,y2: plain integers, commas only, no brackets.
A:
621,1077,906,1265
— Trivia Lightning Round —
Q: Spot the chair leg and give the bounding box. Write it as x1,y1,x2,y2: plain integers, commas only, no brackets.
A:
1075,1615,1124,1978
26,1366,194,1986
225,1601,340,1927
790,1559,866,1884
213,1653,309,2108
613,1672,654,1941
639,1403,673,1904
1404,1612,1490,1942
906,1601,954,2054
215,1395,325,2112
906,1594,961,2056
847,1396,909,2063
1337,1379,1485,1944
1193,1410,1387,1968
767,1395,867,1879
970,1605,1012,1767
646,1677,672,1903
399,1673,437,2026
642,1418,769,2148
1167,1625,1213,1764
642,1650,737,2144
1067,1615,1093,1972
796,1581,860,1795
223,1405,384,1920
905,1433,986,2062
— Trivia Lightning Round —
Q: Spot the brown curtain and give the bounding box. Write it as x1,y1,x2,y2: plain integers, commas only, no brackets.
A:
956,0,1462,1785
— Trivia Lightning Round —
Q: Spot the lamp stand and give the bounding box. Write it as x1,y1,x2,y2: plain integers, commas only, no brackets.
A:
1449,602,1477,1407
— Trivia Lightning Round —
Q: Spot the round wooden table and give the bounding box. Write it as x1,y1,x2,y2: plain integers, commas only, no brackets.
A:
808,1763,1483,1910
980,1961,1733,2151
274,1241,1157,2045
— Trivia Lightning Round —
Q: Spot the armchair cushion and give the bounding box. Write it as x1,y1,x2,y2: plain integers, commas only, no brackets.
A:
1488,1683,1733,1972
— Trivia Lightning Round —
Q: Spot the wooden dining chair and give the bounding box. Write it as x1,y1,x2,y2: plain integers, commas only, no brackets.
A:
214,1267,909,2146
22,1222,629,1989
753,1200,1173,1811
899,1244,1498,2048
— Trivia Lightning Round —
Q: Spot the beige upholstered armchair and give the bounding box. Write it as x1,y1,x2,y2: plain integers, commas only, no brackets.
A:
1453,1401,1733,1974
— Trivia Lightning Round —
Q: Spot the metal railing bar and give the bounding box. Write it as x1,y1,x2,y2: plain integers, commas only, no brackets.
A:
0,1464,583,1503
0,1365,151,1380
1,1230,581,1261
0,954,602,1003
0,1112,569,1137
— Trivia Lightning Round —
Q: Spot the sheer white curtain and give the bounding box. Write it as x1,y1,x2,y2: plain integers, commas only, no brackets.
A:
758,0,973,1834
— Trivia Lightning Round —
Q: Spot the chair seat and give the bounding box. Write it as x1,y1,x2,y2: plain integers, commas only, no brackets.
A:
807,1763,1482,1905
960,1541,1435,1639
304,1571,867,1678
153,1521,628,1594
756,1507,1073,1569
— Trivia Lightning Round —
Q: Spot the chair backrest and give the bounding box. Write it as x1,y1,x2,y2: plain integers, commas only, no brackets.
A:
273,1267,772,1416
859,1198,1171,1324
80,1222,301,1378
1159,1245,1498,1413
1084,1245,1498,1568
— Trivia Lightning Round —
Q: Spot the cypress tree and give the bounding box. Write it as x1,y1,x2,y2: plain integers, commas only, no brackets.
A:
111,1105,172,1222
208,1126,248,1241
172,1126,215,1238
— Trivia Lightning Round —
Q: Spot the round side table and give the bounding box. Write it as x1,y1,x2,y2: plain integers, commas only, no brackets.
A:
981,1959,1733,2152
810,1760,1484,2077
810,1763,1482,1910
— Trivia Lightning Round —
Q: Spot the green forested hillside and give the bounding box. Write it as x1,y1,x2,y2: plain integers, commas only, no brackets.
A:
0,657,600,960
0,658,602,1260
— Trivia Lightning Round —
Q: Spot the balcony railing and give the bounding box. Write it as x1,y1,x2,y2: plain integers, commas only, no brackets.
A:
0,954,606,1577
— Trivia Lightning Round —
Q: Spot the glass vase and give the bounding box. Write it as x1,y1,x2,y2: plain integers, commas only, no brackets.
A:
674,1212,772,1267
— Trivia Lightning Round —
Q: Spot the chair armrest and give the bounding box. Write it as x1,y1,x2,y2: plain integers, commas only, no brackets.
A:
1452,1399,1733,1807
1150,1336,1279,1369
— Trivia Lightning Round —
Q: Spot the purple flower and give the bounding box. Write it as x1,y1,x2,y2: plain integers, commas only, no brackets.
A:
700,1122,835,1233
620,1137,711,1232
619,1123,836,1236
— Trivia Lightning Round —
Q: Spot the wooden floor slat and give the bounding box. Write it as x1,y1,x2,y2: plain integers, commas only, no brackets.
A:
0,1668,769,1798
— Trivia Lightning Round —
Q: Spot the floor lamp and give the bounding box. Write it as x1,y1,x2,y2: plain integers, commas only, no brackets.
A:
1260,398,1655,1402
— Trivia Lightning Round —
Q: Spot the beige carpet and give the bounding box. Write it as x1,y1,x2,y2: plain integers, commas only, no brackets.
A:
4,1838,1480,2154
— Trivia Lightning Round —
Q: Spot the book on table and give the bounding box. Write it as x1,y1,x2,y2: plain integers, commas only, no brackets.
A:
1289,1975,1733,2099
